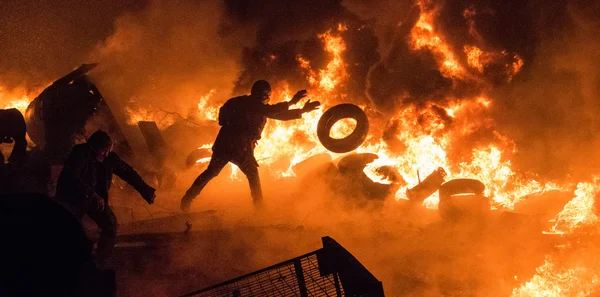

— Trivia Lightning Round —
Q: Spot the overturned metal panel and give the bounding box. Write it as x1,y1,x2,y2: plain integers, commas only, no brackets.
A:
180,236,384,297
24,65,132,161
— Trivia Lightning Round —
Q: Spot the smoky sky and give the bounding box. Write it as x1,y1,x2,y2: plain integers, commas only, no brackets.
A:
220,0,380,105
1,0,600,178
0,0,148,88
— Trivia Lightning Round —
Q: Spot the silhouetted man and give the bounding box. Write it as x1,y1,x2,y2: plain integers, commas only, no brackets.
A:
56,130,156,268
0,108,27,164
180,80,320,211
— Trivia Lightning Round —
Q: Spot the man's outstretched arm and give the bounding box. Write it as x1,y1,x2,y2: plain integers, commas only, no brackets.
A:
266,99,321,120
111,153,156,204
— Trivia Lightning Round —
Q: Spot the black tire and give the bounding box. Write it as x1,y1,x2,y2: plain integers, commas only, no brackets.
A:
317,104,369,153
439,179,487,221
185,148,212,168
439,179,485,199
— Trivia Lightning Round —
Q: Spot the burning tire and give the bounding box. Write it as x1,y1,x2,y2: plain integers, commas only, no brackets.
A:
439,179,488,221
439,179,485,198
185,148,212,168
317,104,369,153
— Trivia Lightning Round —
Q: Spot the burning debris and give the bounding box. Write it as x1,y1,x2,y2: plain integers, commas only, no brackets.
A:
2,0,600,296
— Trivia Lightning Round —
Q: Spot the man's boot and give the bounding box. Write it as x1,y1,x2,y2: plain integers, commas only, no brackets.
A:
180,190,197,212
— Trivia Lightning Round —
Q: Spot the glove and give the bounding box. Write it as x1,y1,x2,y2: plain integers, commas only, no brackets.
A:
289,90,308,105
302,100,321,113
140,185,156,205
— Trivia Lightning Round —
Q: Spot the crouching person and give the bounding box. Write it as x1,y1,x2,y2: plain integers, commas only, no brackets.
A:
56,130,156,268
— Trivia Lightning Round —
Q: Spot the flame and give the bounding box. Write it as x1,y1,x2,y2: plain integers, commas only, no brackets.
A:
298,26,348,92
196,89,218,121
0,85,34,114
125,89,218,127
512,257,600,297
464,45,490,72
124,106,157,126
463,45,524,80
410,1,464,77
548,181,600,235
512,180,600,296
329,118,356,139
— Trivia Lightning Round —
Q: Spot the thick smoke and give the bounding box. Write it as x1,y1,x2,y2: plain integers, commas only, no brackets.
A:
3,1,600,296
0,0,147,89
221,0,380,105
489,1,600,179
345,0,600,179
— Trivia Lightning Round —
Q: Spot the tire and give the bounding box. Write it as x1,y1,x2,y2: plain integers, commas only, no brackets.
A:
439,179,487,221
185,148,212,168
439,179,485,199
317,104,369,153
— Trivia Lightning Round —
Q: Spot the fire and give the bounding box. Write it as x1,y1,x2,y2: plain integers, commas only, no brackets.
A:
329,118,356,139
298,25,348,93
410,1,464,77
512,180,600,296
125,89,218,126
548,180,600,235
0,85,33,114
464,45,525,80
124,106,157,126
196,89,218,121
464,45,490,72
512,256,600,297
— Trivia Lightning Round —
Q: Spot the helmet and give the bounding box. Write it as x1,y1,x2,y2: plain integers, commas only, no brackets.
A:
250,80,271,96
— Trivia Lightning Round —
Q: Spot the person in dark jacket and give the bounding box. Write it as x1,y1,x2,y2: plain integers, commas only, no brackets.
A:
0,108,27,164
56,130,156,268
180,80,320,212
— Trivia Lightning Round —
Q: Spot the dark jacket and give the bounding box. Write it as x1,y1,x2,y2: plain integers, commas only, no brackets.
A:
56,143,150,205
0,108,27,163
213,95,303,154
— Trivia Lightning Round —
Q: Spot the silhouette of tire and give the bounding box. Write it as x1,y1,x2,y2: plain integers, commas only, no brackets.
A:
317,104,369,153
439,179,485,199
439,179,487,221
186,148,212,168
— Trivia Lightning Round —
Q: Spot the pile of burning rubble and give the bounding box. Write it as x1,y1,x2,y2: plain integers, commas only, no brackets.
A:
1,0,600,295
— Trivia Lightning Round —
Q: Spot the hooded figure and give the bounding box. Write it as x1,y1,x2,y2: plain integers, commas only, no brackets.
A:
0,108,27,164
56,130,156,268
180,80,320,211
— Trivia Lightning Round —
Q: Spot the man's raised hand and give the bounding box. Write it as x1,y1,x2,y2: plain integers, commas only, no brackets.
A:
290,90,308,105
302,100,321,113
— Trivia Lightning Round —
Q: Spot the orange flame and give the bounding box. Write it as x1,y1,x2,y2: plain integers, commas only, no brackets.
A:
0,85,34,114
512,180,600,296
410,1,464,77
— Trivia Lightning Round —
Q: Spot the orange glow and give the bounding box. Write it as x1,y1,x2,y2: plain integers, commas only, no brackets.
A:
124,106,157,126
329,118,356,139
196,89,218,121
512,180,600,296
410,1,463,77
0,85,34,114
317,28,348,92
